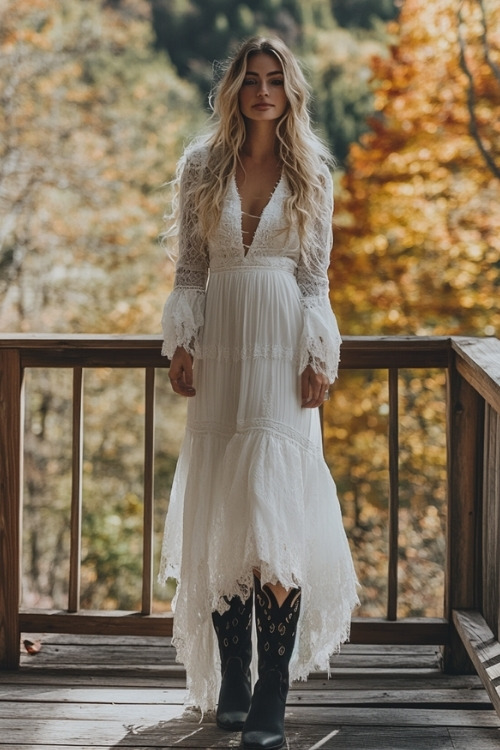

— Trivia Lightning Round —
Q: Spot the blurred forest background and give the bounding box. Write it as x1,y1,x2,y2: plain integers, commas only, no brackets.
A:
1,0,498,618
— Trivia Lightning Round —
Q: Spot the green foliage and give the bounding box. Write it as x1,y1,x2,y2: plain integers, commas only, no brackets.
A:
331,0,399,29
149,0,303,96
309,41,377,163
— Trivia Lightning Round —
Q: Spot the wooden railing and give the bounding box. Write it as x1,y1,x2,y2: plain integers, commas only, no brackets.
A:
1,335,499,708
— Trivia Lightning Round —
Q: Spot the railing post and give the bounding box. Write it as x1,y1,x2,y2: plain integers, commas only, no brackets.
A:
142,367,156,615
387,368,399,621
0,349,23,669
444,354,484,672
482,403,500,637
68,367,84,613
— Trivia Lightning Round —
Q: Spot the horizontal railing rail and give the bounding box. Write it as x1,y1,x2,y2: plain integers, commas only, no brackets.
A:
1,335,499,693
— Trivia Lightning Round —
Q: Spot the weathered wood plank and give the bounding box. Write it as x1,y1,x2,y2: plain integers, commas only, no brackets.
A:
284,706,500,727
0,333,452,370
0,686,491,708
0,686,187,703
339,336,450,369
0,702,187,721
387,368,399,621
0,702,189,721
17,633,445,655
353,615,449,648
18,612,449,645
2,634,498,748
68,366,83,613
446,728,500,750
18,730,500,750
445,366,484,673
20,349,169,369
17,645,441,670
142,367,156,615
0,669,483,690
0,334,167,348
0,707,497,747
21,633,174,647
0,349,23,670
306,726,500,750
482,405,500,637
19,610,174,637
453,609,500,719
452,337,500,414
23,628,446,651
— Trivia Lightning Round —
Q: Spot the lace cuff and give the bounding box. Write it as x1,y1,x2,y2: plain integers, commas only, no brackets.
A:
298,296,342,383
161,287,206,358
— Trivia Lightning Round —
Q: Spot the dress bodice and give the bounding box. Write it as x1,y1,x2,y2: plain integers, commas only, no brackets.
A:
208,177,301,272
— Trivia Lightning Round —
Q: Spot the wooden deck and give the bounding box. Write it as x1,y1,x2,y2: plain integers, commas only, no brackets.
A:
0,635,499,749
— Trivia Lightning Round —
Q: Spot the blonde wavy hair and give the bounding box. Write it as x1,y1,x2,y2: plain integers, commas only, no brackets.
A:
164,36,334,254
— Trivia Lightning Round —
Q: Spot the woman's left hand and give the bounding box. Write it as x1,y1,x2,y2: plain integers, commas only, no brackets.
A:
301,365,330,408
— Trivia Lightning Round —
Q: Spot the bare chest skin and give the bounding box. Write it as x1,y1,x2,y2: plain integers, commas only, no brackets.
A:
235,160,281,253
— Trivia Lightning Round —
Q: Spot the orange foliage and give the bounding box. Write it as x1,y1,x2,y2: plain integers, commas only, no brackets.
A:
333,0,500,337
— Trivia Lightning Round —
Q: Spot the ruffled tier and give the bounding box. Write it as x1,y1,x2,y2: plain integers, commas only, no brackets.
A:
159,420,359,713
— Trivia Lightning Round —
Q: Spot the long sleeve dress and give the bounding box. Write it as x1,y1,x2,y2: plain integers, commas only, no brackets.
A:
159,145,359,713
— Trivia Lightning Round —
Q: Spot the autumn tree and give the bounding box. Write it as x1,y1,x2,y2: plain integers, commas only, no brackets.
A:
333,0,500,337
322,0,499,617
0,0,202,334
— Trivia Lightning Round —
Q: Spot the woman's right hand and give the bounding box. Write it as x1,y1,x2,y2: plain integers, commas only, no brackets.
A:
168,347,196,397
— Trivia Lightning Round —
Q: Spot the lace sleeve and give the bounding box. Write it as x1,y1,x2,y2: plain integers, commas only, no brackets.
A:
161,149,209,358
296,167,341,383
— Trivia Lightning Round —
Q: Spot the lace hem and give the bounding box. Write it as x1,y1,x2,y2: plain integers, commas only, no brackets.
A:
157,419,359,713
298,296,341,383
161,287,205,358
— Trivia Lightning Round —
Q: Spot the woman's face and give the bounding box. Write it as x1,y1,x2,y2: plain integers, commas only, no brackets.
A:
238,52,288,122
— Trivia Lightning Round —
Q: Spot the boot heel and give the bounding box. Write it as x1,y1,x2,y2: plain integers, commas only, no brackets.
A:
216,656,251,730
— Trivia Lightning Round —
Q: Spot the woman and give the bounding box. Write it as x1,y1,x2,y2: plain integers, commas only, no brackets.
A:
159,36,359,750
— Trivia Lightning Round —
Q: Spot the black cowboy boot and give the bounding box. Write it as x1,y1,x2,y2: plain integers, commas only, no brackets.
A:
211,593,253,731
241,576,301,750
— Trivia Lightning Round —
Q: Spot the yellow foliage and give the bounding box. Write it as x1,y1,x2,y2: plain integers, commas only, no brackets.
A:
0,0,203,334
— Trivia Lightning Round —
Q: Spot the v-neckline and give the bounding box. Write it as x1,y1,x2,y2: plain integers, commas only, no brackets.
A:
233,174,282,257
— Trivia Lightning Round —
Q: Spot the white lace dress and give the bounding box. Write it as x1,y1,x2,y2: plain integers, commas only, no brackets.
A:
159,146,359,712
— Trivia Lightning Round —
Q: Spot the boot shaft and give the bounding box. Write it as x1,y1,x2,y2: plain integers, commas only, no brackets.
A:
212,594,253,673
254,576,301,681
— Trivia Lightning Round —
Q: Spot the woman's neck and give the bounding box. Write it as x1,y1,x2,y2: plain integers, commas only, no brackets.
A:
240,122,279,164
